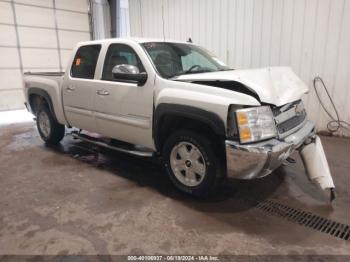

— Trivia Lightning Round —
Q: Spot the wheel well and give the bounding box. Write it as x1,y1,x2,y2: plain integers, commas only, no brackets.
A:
29,94,49,115
156,115,225,153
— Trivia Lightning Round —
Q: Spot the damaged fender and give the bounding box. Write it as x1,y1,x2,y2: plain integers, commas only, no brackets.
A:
299,136,335,199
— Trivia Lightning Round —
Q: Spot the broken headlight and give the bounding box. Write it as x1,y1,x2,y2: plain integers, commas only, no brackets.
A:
235,106,277,143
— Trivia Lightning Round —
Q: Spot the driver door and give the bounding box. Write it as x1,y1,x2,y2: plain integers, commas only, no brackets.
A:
93,43,154,148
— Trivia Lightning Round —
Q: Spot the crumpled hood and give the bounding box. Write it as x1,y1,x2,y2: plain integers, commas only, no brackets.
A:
174,67,309,106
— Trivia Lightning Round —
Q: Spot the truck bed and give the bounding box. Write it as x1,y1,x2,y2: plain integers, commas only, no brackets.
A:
23,71,67,126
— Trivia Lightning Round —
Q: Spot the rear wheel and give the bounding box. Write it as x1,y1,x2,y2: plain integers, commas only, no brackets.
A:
162,130,221,197
36,105,65,144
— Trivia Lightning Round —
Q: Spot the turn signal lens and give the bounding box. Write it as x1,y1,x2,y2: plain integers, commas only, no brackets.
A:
239,127,252,141
237,111,248,125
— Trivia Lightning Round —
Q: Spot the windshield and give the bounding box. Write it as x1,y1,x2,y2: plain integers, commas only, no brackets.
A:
142,42,231,79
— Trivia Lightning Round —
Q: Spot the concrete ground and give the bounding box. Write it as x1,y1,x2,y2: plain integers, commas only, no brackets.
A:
0,120,350,255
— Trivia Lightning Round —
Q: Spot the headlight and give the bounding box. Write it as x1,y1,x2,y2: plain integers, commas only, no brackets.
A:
235,106,277,143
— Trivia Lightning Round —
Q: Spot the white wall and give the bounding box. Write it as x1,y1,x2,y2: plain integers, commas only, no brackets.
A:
91,0,111,39
129,0,350,136
120,0,130,36
0,0,91,111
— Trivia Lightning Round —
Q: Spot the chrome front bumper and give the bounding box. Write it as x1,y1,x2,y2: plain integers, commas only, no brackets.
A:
225,120,316,179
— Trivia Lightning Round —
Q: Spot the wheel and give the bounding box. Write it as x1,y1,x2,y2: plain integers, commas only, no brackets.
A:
36,105,65,144
162,129,221,197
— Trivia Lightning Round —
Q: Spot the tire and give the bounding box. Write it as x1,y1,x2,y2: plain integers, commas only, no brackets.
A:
162,129,221,198
36,105,65,144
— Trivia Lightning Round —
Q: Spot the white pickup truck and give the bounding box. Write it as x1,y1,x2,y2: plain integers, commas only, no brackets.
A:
23,38,335,198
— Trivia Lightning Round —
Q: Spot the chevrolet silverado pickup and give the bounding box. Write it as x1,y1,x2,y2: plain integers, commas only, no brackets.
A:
23,38,335,198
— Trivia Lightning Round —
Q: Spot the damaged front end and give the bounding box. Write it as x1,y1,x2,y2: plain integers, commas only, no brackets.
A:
175,67,335,201
225,100,336,201
300,136,336,200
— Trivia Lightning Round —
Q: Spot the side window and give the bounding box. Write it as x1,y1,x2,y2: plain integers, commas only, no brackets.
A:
71,45,101,79
102,44,145,81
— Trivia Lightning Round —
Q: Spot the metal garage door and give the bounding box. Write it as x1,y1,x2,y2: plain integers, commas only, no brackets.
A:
0,0,91,111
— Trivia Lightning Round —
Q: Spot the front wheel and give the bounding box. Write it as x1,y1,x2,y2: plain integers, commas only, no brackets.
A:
36,105,65,144
162,130,221,197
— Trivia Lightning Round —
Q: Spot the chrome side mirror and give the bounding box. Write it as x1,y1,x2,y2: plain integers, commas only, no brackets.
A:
112,64,140,74
112,64,147,86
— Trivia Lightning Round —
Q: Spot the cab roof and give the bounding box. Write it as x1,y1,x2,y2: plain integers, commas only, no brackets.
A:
76,37,194,47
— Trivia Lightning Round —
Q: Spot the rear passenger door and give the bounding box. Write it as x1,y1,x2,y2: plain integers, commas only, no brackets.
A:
63,44,101,132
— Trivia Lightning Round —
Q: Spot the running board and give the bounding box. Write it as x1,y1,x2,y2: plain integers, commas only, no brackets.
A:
70,132,154,158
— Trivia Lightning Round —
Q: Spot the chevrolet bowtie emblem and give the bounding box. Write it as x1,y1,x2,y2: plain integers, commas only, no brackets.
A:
295,104,304,115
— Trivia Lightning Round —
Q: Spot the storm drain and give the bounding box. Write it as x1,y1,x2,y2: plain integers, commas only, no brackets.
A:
255,200,350,241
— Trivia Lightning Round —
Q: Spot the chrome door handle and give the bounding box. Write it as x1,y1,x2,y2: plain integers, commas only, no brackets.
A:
66,86,75,91
96,89,109,96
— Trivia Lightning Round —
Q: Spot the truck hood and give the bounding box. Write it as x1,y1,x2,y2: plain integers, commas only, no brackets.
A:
174,67,309,106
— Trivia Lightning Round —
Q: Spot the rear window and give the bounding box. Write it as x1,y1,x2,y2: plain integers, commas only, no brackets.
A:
71,45,101,79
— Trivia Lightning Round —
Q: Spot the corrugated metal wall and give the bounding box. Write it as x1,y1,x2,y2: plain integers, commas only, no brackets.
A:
120,0,130,36
128,0,350,136
91,0,111,40
0,0,91,111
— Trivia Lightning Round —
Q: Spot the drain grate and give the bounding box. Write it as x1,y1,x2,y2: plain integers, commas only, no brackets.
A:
255,200,350,241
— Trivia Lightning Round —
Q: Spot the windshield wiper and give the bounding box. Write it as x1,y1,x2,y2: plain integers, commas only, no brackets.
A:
218,68,234,71
183,69,213,75
171,69,212,78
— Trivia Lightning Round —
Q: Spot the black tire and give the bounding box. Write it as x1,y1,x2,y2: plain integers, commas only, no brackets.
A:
36,105,65,144
162,129,221,198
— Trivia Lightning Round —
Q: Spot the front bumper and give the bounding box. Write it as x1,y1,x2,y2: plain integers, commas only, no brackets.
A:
225,120,316,179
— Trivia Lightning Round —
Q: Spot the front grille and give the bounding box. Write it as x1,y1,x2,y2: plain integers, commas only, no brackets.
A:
272,100,306,135
277,112,306,133
272,100,300,115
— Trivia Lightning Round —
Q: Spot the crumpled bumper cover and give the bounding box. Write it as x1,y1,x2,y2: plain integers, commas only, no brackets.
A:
225,120,315,179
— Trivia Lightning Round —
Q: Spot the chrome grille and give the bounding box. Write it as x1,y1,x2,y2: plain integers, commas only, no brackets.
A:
272,100,306,135
277,113,306,133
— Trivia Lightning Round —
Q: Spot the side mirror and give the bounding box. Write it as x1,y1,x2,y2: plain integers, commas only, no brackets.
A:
112,64,148,86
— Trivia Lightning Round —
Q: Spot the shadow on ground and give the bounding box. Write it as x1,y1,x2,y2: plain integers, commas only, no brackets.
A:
46,137,286,213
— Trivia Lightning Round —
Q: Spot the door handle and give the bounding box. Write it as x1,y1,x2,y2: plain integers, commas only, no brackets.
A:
96,89,110,96
66,86,75,92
